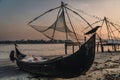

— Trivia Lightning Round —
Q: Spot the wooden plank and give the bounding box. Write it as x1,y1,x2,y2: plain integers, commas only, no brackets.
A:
65,42,81,46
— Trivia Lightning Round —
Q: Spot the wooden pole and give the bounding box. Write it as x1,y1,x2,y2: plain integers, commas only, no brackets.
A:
72,45,74,53
97,42,99,52
101,45,104,52
114,45,117,52
65,43,67,55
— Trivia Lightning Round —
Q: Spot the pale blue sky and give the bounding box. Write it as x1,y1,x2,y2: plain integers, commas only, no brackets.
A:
0,0,120,40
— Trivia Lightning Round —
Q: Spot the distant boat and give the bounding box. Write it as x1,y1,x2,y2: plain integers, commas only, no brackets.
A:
10,2,98,78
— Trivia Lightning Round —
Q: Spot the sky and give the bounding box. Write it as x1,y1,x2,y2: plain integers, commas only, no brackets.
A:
0,0,120,40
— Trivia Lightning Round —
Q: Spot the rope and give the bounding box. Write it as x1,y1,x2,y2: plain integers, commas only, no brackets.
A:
67,5,102,20
82,19,103,32
28,6,61,25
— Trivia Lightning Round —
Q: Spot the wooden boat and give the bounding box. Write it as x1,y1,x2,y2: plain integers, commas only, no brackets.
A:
10,2,99,78
10,33,96,78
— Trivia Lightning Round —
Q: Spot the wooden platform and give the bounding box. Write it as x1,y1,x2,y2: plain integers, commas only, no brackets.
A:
96,42,120,52
64,42,82,54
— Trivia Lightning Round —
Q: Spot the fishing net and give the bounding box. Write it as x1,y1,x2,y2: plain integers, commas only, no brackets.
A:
28,3,99,42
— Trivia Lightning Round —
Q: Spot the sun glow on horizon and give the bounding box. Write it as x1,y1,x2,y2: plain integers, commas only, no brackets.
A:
0,0,120,40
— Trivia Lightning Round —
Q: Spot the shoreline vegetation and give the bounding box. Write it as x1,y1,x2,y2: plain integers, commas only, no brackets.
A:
0,40,67,44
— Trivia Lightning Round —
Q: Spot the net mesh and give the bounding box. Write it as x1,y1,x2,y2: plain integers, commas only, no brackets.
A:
28,5,98,42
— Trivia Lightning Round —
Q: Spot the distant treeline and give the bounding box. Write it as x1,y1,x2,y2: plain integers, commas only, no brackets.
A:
0,40,67,44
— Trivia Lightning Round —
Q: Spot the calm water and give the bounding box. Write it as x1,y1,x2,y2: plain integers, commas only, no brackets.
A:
0,43,118,60
0,44,79,59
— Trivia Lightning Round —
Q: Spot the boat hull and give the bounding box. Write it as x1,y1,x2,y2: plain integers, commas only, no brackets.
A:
12,34,96,78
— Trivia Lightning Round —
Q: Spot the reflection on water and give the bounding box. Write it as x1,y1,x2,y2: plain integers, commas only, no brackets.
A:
0,44,78,57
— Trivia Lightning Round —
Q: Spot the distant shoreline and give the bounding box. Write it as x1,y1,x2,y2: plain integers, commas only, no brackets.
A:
0,43,64,44
0,40,66,44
